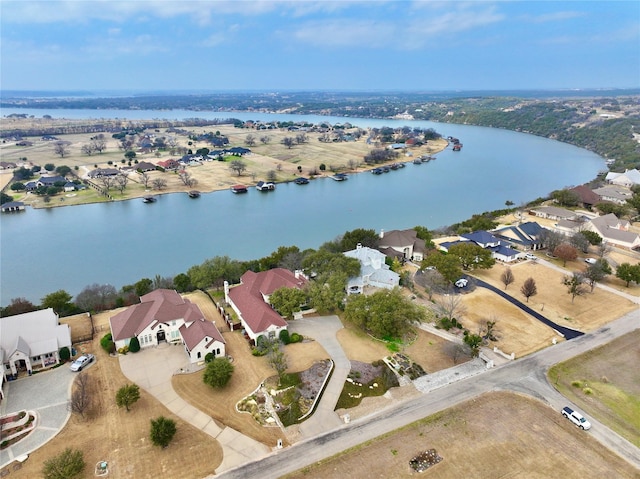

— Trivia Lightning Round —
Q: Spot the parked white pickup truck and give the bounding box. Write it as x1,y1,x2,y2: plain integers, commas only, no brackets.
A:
562,406,591,430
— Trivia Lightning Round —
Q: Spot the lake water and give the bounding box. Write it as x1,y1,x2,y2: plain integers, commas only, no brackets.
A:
0,109,605,304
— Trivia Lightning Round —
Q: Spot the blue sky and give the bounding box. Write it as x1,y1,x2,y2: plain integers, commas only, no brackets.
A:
1,1,639,92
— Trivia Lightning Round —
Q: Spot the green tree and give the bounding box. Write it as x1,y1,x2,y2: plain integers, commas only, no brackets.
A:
463,331,483,357
116,384,141,412
413,225,435,248
340,228,379,251
56,165,71,176
124,150,137,161
344,288,426,339
128,336,141,352
41,289,77,316
615,263,640,287
173,273,192,292
551,188,579,207
59,346,71,361
421,252,463,284
580,230,602,245
134,278,153,297
10,182,25,191
44,163,56,172
269,287,307,319
203,357,234,388
563,272,587,303
42,448,85,479
302,249,361,278
150,416,177,448
258,245,301,271
267,340,288,384
0,192,14,204
187,256,244,290
448,242,495,271
306,271,349,313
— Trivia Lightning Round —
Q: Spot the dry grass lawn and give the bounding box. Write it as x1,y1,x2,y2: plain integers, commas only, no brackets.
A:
1,120,447,209
473,261,637,333
2,334,223,479
286,391,640,479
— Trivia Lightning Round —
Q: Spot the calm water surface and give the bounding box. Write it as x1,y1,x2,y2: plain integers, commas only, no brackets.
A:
0,110,604,303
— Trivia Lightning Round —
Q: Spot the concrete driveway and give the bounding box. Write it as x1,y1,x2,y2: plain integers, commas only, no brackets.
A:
0,364,76,468
288,315,351,439
118,343,270,473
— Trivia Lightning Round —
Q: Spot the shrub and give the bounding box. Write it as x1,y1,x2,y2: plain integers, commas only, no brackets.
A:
203,357,234,388
290,332,302,343
583,387,593,395
59,346,71,361
204,352,214,363
571,380,583,388
150,416,177,448
42,448,85,479
100,333,113,353
128,336,140,353
279,329,290,345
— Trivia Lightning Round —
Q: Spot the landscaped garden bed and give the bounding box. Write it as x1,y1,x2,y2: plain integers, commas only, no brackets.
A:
335,360,400,410
0,410,37,450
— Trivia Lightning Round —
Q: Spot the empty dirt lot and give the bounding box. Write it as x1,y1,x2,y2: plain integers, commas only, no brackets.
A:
285,391,640,479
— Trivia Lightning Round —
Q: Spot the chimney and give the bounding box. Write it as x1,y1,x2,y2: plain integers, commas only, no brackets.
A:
223,281,230,301
379,229,384,239
356,243,362,250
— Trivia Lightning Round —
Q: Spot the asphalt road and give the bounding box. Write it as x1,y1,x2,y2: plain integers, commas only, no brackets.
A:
214,309,640,479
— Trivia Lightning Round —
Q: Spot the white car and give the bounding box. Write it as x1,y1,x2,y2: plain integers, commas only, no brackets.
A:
562,406,591,430
69,354,95,372
525,253,537,260
584,258,597,264
455,278,468,288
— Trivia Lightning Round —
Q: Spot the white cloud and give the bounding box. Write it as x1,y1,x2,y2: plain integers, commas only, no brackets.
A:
522,11,585,24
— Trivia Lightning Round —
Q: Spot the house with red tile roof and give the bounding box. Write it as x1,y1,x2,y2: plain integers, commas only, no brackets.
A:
224,268,307,343
109,289,225,363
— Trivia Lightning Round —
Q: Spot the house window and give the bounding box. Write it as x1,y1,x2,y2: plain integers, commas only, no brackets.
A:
268,331,276,340
216,348,220,355
197,352,201,359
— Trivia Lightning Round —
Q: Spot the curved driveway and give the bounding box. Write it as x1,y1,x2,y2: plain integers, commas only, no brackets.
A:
118,343,270,473
473,277,584,339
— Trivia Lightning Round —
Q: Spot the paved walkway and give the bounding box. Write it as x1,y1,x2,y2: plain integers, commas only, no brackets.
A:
118,343,270,473
0,365,76,469
288,315,352,438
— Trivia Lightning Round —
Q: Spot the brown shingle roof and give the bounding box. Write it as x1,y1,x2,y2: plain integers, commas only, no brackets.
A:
179,318,224,350
110,289,205,341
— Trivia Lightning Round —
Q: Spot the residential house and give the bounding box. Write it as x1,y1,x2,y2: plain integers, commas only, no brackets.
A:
134,161,157,172
157,159,180,171
378,228,428,262
88,168,119,179
492,222,543,251
585,214,640,250
439,231,521,263
109,289,225,363
224,268,307,343
592,185,632,205
37,175,66,187
64,182,77,192
569,185,601,209
530,206,578,221
226,147,251,156
0,161,17,170
605,169,640,187
1,308,72,387
344,244,400,294
460,231,501,249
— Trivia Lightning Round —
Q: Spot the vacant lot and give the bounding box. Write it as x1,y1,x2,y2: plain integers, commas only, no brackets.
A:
472,261,637,333
285,391,640,479
549,329,640,447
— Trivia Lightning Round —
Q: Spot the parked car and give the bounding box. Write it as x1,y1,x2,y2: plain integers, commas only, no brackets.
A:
584,258,597,264
70,354,95,372
562,406,591,430
455,278,468,288
525,253,537,260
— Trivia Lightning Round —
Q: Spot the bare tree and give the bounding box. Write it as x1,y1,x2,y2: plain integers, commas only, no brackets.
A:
500,268,515,290
139,171,151,188
81,144,95,156
435,294,466,322
347,159,359,170
282,137,295,149
267,340,288,385
479,319,499,342
563,272,587,303
553,243,578,266
152,178,167,190
597,241,612,258
115,174,128,193
295,133,308,144
229,159,247,176
90,134,107,153
520,277,537,302
68,372,91,419
53,141,71,158
178,170,196,186
444,341,470,365
99,176,115,192
245,134,256,146
260,135,271,144
266,170,277,182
